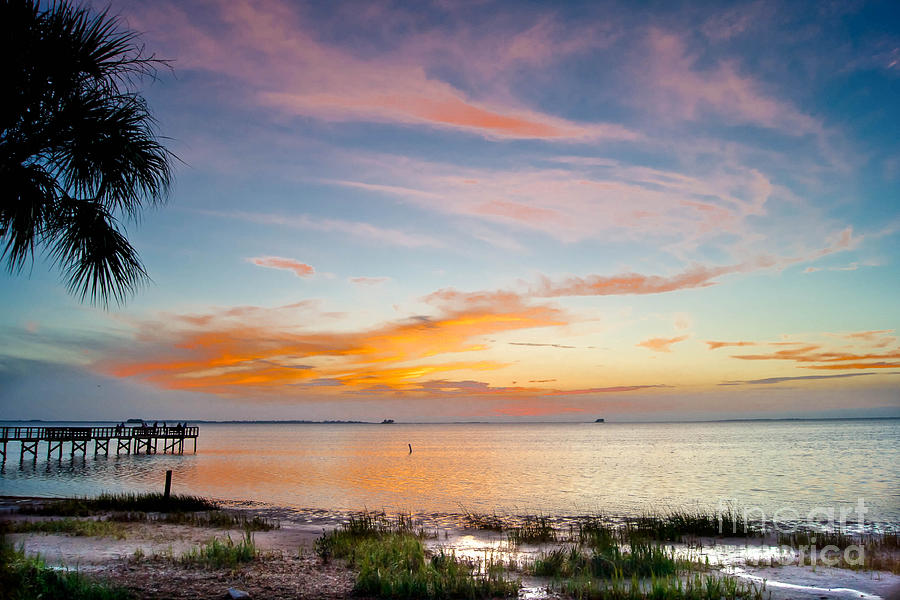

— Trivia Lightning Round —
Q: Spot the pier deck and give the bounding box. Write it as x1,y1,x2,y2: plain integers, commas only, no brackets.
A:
0,425,198,463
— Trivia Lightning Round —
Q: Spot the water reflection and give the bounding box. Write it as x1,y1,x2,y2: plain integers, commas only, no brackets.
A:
1,421,898,525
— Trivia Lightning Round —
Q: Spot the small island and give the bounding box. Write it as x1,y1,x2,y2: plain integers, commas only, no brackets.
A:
381,419,395,424
594,418,605,423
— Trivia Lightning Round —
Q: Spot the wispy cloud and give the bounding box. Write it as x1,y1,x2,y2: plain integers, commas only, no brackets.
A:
707,341,756,350
728,331,900,371
509,342,575,349
248,256,315,278
637,335,689,353
133,0,635,141
328,156,778,245
721,372,900,385
638,28,820,135
349,277,390,286
208,210,443,248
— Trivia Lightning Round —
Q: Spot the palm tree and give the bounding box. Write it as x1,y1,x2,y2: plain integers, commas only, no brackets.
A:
1,0,173,307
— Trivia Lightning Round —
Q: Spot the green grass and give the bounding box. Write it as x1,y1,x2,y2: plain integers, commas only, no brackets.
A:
624,509,757,542
0,540,132,600
350,534,518,599
315,511,430,560
20,493,218,516
179,531,257,569
506,515,556,545
777,529,900,574
108,509,277,531
317,511,519,598
532,540,691,580
1,519,127,539
570,517,619,550
460,510,506,532
465,508,757,547
557,572,767,600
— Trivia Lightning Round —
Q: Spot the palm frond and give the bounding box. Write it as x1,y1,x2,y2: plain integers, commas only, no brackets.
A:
1,0,174,307
0,161,58,272
47,197,148,308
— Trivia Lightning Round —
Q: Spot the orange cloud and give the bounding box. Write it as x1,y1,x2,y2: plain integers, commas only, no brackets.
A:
706,341,756,350
637,335,689,352
727,332,900,371
249,256,314,277
533,264,747,297
100,294,566,397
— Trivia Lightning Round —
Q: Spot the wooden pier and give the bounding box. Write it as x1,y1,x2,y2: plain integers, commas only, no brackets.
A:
0,425,198,464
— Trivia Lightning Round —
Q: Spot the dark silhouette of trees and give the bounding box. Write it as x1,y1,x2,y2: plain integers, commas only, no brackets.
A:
1,0,174,306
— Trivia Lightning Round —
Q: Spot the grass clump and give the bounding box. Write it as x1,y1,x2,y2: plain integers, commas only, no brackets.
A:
625,509,756,542
778,529,900,574
21,493,218,516
109,509,277,531
460,509,505,532
317,512,519,599
0,540,132,600
559,573,766,600
350,534,518,599
506,515,555,545
315,511,430,560
532,540,689,580
1,519,126,540
179,531,257,569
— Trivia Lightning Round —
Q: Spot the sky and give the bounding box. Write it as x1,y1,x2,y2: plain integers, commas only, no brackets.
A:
2,0,899,422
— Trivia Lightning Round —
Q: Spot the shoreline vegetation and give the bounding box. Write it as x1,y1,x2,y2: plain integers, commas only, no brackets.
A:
2,494,899,599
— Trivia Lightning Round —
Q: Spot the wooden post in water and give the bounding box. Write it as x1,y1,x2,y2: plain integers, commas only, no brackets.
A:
164,469,172,500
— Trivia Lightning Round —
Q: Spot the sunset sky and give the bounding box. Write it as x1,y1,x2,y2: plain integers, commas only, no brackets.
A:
2,0,899,422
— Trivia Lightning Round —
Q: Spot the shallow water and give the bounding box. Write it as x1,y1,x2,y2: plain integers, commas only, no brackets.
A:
1,420,898,525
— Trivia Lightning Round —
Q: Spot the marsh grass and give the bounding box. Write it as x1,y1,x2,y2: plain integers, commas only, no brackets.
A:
506,515,556,545
570,517,618,549
109,509,277,531
775,529,900,573
317,511,519,598
352,535,518,599
179,531,257,569
558,572,767,600
1,518,127,539
477,508,756,548
460,509,506,532
20,493,218,516
0,539,132,599
532,540,691,580
315,511,431,560
625,509,756,542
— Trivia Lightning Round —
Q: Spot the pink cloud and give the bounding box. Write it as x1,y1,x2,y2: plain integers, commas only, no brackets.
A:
640,28,820,135
531,264,746,297
248,256,315,278
132,0,634,141
328,156,778,245
350,277,390,286
211,210,442,248
637,335,689,352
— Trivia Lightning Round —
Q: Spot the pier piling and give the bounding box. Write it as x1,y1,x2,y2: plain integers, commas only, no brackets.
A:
0,425,199,466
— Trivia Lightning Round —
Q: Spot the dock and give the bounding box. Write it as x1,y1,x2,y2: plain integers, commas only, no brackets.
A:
0,425,199,464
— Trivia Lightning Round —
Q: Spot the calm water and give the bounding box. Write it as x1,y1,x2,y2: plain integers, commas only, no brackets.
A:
1,420,898,524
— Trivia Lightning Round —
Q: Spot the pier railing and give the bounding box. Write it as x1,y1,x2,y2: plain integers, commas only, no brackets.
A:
0,425,199,463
